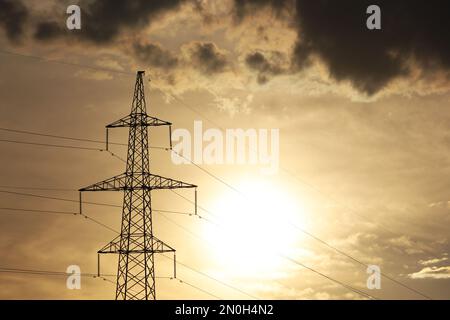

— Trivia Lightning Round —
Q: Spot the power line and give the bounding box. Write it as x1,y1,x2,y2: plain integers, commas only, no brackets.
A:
0,127,168,150
0,185,74,191
0,48,435,249
155,209,197,216
0,266,119,292
158,212,208,243
175,278,223,300
171,99,438,297
155,78,393,231
0,49,387,235
170,190,216,218
0,204,256,299
0,206,117,233
158,215,378,300
0,50,135,77
0,127,125,146
280,255,376,300
0,256,226,300
0,137,433,299
0,266,221,299
0,49,436,299
101,152,209,218
0,139,128,164
288,224,434,300
0,207,77,215
0,207,242,299
153,85,223,131
111,147,236,193
105,149,127,163
163,123,434,299
0,191,196,216
169,183,429,299
159,210,379,300
79,213,118,234
171,150,241,193
167,140,434,300
1,90,434,272
160,254,259,300
157,200,377,300
0,189,119,207
0,190,375,300
0,138,103,151
0,267,113,277
0,202,375,299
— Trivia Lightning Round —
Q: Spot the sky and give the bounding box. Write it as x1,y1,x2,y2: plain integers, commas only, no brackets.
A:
0,0,449,299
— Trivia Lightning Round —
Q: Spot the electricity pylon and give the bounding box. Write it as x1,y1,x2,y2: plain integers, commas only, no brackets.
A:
79,71,197,300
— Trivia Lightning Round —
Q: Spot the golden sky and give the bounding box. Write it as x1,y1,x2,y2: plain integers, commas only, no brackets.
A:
0,0,449,299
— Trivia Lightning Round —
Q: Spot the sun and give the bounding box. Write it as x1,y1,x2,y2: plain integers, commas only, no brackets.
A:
203,178,304,278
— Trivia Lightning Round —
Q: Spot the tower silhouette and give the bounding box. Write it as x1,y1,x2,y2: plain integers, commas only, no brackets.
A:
79,71,197,300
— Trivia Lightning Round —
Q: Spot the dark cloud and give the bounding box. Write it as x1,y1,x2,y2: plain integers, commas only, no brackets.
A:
235,0,450,95
132,42,178,70
34,21,65,41
31,1,186,73
33,0,186,43
189,42,229,75
296,0,450,95
292,0,450,95
233,0,294,23
245,51,286,84
0,0,29,42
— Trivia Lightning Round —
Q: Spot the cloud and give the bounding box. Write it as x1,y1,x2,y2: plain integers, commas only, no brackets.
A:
33,0,187,43
33,21,64,41
187,42,229,75
314,291,331,300
245,51,288,84
232,0,294,23
419,257,448,266
132,42,179,71
389,236,415,248
214,94,253,116
5,0,450,97
232,0,450,96
388,236,427,255
292,0,450,95
74,69,113,81
132,41,232,88
409,266,450,279
0,0,29,42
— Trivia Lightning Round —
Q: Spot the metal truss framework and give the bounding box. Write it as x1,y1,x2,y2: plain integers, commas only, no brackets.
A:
79,71,196,300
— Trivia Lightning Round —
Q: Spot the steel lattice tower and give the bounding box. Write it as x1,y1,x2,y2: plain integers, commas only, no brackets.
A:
79,71,197,300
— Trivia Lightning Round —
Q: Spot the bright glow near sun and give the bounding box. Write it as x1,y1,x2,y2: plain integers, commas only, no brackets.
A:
204,179,304,278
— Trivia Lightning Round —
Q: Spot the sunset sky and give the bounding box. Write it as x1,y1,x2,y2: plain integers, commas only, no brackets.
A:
0,0,449,299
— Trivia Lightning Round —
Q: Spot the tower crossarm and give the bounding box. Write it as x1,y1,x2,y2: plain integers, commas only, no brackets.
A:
79,173,197,192
98,234,175,254
106,114,171,128
78,173,128,192
147,173,197,190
